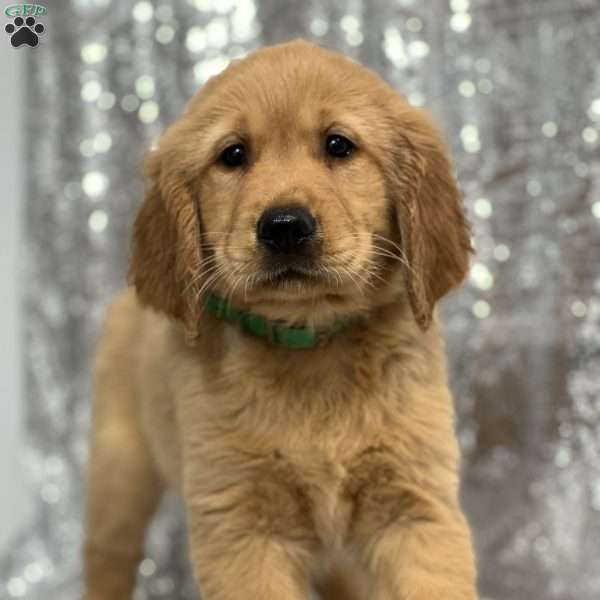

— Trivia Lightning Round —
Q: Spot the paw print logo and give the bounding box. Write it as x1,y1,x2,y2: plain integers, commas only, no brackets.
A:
5,16,45,48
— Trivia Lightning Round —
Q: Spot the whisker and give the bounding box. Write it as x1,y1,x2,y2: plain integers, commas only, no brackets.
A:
319,231,416,275
358,262,388,286
347,264,378,291
338,264,366,296
243,272,257,302
370,247,416,275
371,233,409,259
224,270,244,308
195,265,230,300
183,260,225,295
328,266,343,289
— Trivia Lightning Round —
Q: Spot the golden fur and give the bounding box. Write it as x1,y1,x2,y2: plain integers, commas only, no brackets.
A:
84,40,477,599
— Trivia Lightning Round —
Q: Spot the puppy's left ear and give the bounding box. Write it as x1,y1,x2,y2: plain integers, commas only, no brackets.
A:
385,103,472,330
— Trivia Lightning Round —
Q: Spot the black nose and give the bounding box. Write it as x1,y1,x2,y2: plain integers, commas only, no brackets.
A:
256,205,317,253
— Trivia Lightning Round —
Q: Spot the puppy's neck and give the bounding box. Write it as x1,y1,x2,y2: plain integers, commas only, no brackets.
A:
202,292,354,350
188,291,437,357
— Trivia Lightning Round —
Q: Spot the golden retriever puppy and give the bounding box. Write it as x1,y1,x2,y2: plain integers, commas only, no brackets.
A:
84,39,477,600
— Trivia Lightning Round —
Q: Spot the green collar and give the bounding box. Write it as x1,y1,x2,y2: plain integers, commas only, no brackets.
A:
205,293,349,349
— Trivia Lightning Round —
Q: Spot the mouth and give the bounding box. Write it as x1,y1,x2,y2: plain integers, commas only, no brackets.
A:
263,265,322,285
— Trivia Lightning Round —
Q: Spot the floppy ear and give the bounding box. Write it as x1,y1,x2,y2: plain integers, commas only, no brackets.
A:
386,106,472,330
128,147,203,337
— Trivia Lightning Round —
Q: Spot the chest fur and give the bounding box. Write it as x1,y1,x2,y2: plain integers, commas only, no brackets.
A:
165,324,455,548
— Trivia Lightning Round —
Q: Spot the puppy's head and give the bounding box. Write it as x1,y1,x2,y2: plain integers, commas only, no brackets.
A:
129,40,471,334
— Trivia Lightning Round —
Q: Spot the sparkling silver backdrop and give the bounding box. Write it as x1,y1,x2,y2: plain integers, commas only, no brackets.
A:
2,0,600,598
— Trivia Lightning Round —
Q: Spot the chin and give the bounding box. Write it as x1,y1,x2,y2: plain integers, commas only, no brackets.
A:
212,268,360,325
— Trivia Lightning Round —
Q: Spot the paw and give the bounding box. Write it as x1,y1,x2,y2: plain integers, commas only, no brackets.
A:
5,16,45,48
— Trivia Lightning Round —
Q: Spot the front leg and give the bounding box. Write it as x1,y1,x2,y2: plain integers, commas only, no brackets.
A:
184,450,318,600
348,455,478,599
360,510,477,599
84,346,163,600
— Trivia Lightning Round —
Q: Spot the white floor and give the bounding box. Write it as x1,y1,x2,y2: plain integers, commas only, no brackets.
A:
0,43,32,550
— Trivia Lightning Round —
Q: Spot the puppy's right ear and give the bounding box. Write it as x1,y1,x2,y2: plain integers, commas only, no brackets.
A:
128,148,201,330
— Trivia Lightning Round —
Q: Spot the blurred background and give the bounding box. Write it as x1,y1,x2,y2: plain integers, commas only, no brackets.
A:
1,0,600,598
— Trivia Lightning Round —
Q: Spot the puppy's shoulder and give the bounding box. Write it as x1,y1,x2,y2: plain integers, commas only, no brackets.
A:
95,287,166,371
100,288,144,340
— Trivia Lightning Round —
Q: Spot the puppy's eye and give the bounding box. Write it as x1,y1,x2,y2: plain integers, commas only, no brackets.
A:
325,134,355,159
220,144,247,168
